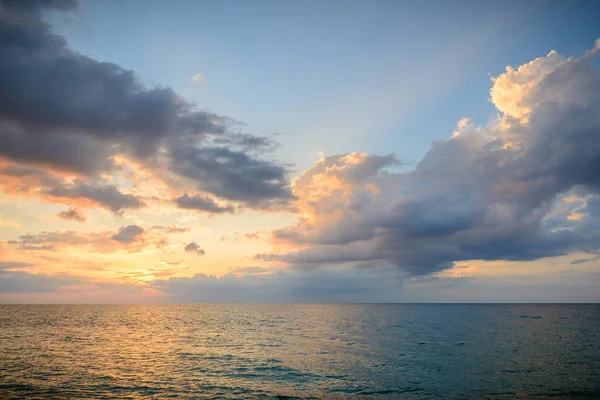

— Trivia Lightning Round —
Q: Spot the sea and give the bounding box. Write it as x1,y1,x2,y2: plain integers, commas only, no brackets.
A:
0,304,598,399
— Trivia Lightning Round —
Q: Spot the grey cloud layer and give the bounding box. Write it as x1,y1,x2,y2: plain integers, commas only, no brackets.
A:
0,262,144,295
0,261,34,271
174,193,234,214
111,225,145,244
171,147,293,205
45,182,145,213
184,242,205,255
56,207,86,222
151,266,405,302
0,271,79,293
0,0,292,207
1,264,597,302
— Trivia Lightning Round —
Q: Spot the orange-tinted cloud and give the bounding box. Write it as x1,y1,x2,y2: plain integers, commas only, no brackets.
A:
4,225,168,254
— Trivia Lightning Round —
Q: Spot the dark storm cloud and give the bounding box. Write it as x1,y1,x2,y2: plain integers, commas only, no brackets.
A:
259,44,600,276
0,0,292,206
184,242,205,255
56,206,86,222
43,182,145,213
111,225,145,244
174,193,235,214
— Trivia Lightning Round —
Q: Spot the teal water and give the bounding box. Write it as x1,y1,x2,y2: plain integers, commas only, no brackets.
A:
0,304,599,399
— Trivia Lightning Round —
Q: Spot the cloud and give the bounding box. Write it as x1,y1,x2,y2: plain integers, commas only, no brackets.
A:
258,41,600,277
174,193,234,214
208,133,279,153
43,182,145,213
0,162,66,195
10,231,89,251
0,0,292,207
0,270,80,293
170,146,293,206
0,261,71,294
570,254,600,265
2,262,597,302
184,241,205,255
0,259,403,300
228,266,271,276
0,261,34,271
150,225,191,234
0,267,145,296
111,225,145,244
490,50,568,122
56,207,86,222
0,161,148,215
191,73,204,83
0,161,148,214
151,265,404,302
5,225,163,253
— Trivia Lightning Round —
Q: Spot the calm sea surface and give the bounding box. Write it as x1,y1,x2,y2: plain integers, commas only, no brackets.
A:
0,304,599,399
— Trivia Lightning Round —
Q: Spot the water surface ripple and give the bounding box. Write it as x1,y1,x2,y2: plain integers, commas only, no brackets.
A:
1,304,599,399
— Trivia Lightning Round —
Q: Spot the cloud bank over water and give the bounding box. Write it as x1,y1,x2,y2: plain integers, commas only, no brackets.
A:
259,42,600,276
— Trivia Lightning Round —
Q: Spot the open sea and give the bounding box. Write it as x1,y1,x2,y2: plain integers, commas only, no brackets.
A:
0,304,599,399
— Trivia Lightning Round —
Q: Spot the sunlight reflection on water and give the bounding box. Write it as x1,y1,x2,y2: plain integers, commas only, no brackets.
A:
0,304,599,399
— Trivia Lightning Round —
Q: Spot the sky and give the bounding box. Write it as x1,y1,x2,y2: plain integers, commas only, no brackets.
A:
1,0,600,303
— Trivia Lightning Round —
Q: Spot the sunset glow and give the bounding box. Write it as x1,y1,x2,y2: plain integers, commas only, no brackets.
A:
0,0,599,303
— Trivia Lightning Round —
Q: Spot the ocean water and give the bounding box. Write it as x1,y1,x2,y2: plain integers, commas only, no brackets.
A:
0,304,599,399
